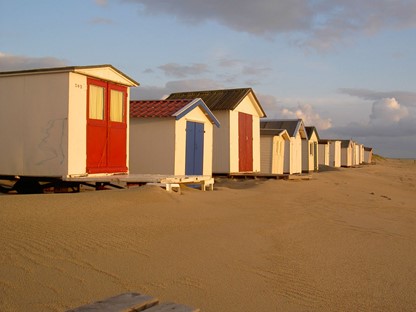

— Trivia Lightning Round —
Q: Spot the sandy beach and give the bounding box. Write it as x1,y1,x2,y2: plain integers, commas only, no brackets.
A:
1,158,416,311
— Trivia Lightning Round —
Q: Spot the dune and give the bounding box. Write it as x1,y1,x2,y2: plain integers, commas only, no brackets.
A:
0,158,415,311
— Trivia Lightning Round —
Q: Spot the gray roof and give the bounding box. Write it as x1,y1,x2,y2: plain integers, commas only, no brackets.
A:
166,88,266,116
260,119,307,138
305,126,320,140
0,64,140,86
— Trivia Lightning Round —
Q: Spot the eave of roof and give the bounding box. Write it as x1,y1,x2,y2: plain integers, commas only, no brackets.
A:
0,64,139,86
260,128,290,140
166,87,266,117
260,119,307,139
130,98,220,127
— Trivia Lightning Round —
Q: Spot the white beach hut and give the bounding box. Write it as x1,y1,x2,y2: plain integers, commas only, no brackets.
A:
364,147,373,164
260,129,290,175
304,126,320,172
260,119,307,174
340,140,354,167
129,98,220,176
329,140,341,167
359,144,365,164
321,139,341,167
167,88,266,174
318,140,330,166
0,65,138,179
354,142,361,166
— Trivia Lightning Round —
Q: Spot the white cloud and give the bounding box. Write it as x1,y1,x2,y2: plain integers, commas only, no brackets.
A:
158,63,209,78
89,17,114,25
328,93,416,144
124,0,416,51
369,98,409,125
0,52,68,71
95,0,108,7
279,103,332,130
130,79,225,100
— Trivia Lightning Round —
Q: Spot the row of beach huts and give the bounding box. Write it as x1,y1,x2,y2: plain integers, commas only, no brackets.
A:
0,65,373,193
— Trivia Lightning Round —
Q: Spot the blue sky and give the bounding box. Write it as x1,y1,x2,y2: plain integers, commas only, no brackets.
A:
1,0,416,158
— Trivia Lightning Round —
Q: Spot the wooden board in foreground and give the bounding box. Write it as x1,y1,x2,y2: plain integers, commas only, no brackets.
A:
66,292,200,312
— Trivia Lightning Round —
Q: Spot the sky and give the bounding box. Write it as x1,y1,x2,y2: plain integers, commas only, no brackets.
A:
1,0,416,158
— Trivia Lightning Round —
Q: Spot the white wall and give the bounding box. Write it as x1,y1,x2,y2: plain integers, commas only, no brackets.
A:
129,118,176,174
319,143,329,166
212,111,230,173
0,72,70,177
291,133,302,174
260,136,273,174
67,73,87,176
341,146,352,167
329,141,341,167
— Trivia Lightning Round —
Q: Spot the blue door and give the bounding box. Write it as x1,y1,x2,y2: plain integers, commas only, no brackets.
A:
185,121,204,175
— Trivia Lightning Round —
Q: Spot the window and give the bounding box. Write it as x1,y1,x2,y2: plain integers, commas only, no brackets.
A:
89,85,105,120
110,89,124,122
310,142,314,155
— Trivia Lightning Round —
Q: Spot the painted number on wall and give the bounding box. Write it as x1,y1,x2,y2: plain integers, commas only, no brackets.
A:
75,83,83,89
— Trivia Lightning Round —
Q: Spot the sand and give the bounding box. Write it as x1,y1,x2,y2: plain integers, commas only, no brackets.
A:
0,158,416,311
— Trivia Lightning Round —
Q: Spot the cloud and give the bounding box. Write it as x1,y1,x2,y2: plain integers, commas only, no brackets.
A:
124,0,416,51
130,78,225,100
146,58,272,86
95,0,108,7
279,103,332,130
158,63,209,78
328,94,416,140
369,98,409,125
339,88,416,108
89,17,114,25
0,52,68,71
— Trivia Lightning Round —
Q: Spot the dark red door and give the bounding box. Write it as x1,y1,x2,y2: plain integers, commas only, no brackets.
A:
238,112,253,172
87,78,127,174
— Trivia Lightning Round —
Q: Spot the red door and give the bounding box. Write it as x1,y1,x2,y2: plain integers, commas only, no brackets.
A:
238,112,253,172
87,78,128,174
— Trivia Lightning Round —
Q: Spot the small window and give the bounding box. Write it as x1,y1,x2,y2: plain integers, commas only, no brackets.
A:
110,90,124,122
89,85,105,120
310,142,314,155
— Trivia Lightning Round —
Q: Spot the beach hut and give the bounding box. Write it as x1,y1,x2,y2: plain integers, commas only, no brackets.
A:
304,126,320,172
364,147,373,164
0,65,138,180
359,144,365,164
167,88,266,174
354,142,361,166
318,140,330,166
260,119,307,174
340,140,354,167
260,129,290,175
129,98,220,176
321,139,341,167
329,140,341,167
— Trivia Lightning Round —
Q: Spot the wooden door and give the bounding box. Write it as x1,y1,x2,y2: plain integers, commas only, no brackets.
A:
87,78,127,174
238,112,253,172
185,121,204,175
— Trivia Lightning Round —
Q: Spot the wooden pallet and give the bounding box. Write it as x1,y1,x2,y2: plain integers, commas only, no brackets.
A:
66,292,200,312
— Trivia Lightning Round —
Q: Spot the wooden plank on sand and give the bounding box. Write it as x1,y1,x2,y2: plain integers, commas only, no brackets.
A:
66,292,159,312
143,302,200,312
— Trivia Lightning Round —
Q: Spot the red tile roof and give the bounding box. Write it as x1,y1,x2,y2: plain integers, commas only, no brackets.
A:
130,99,195,118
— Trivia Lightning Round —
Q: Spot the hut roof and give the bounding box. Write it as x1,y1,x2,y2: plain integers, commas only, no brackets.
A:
130,98,220,127
305,126,320,140
166,88,266,117
260,119,307,139
0,64,139,86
